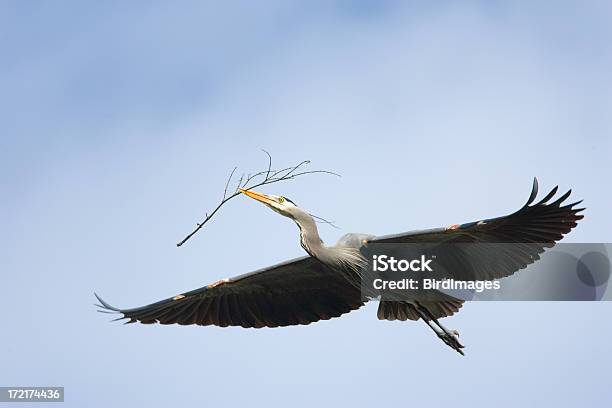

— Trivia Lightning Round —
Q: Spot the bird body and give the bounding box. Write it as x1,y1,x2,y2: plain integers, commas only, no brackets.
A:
96,178,584,355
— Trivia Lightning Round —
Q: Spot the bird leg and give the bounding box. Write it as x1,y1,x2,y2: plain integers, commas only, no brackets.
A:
415,303,465,355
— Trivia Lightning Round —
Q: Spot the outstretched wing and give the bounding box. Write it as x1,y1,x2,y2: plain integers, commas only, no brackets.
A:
371,178,585,280
96,256,364,328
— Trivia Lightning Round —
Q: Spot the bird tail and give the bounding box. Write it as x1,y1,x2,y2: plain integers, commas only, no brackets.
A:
377,299,464,321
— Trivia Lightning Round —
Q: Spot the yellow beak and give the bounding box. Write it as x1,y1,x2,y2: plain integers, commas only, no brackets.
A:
239,188,276,206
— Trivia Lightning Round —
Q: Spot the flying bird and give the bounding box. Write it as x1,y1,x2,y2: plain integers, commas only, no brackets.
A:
95,178,584,355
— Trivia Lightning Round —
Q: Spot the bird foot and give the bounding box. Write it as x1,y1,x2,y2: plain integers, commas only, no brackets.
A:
437,329,465,355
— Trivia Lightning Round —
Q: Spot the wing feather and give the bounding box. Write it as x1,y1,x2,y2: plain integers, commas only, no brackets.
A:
95,256,364,328
371,178,585,280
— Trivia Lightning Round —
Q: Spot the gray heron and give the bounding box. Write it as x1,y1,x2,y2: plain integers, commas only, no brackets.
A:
95,178,584,355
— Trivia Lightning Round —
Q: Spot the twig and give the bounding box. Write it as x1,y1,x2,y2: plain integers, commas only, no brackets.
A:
223,167,237,200
310,213,340,229
176,151,340,247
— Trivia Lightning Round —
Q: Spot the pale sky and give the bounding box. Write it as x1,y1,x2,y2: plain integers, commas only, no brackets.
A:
2,1,612,407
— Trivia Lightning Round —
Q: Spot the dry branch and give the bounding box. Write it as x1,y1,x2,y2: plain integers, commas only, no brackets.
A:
176,151,339,247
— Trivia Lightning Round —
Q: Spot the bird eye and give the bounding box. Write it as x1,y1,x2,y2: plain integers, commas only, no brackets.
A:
278,197,285,204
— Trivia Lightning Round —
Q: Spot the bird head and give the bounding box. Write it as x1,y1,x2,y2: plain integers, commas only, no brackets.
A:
239,188,301,219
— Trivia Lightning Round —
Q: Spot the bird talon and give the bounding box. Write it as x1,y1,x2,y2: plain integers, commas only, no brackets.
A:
437,329,464,351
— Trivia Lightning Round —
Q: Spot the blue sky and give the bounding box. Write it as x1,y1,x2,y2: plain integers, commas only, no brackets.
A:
2,1,612,407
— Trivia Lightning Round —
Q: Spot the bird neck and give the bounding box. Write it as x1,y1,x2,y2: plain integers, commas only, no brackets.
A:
292,210,366,276
293,211,325,257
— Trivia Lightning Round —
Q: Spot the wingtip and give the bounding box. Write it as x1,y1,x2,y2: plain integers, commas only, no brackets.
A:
94,292,120,312
525,177,539,206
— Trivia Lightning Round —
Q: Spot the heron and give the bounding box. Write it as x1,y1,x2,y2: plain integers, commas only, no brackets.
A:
95,178,584,355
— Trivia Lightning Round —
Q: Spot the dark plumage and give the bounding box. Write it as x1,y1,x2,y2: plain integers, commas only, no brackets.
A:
96,178,584,354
